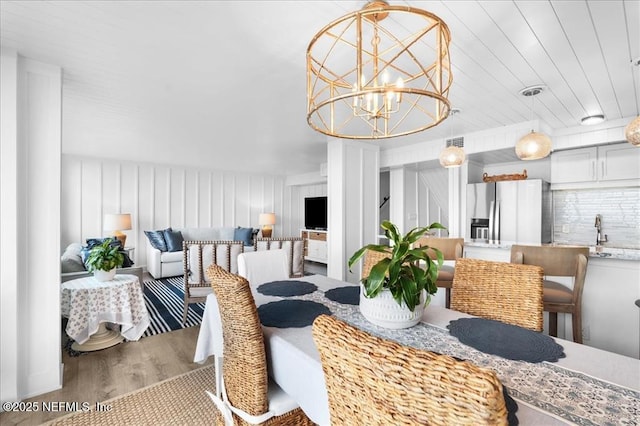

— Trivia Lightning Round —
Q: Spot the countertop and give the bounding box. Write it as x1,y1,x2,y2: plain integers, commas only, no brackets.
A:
464,241,640,261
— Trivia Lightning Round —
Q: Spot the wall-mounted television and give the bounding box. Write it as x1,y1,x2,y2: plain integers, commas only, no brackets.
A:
304,196,327,230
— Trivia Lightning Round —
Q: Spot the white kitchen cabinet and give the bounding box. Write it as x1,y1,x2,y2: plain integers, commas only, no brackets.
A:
551,147,598,184
577,257,640,358
598,143,640,181
551,143,640,189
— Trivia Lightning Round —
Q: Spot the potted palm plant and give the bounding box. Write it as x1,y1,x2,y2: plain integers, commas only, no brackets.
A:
348,220,446,329
85,238,124,282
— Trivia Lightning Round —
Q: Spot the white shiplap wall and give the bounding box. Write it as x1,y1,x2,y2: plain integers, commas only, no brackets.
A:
61,155,298,268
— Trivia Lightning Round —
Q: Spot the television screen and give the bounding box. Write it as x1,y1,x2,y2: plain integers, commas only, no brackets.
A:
304,197,327,230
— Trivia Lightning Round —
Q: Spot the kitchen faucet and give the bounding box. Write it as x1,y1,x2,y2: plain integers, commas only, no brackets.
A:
595,214,608,246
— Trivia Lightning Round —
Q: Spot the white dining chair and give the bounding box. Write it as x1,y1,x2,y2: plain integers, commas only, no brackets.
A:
237,249,290,286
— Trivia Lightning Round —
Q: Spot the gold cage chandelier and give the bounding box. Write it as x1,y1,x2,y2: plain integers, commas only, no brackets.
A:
307,0,452,139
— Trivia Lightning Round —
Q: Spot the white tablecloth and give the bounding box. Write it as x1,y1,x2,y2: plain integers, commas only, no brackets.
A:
61,274,150,344
195,274,640,426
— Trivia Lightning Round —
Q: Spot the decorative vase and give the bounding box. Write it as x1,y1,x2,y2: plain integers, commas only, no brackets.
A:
94,268,116,282
359,286,427,329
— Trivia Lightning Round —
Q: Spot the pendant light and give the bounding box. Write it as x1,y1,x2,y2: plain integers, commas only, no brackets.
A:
439,109,465,168
625,116,640,146
516,86,551,160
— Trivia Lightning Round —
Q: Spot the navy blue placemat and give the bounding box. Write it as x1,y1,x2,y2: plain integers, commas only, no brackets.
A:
257,280,317,297
258,300,331,328
324,286,360,305
448,317,566,363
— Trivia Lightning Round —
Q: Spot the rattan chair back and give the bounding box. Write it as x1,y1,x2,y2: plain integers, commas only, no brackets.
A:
451,258,544,331
361,249,391,280
205,264,312,426
312,314,508,425
207,264,268,419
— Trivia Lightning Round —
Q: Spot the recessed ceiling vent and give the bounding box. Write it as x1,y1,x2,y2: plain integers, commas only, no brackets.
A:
445,137,464,148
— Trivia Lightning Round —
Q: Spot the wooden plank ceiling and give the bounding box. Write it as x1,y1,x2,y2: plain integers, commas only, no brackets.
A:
1,0,638,174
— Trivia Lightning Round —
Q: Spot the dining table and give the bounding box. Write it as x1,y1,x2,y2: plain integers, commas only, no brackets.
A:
194,274,640,426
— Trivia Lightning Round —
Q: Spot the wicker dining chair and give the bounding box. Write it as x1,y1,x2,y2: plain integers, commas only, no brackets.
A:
312,314,508,425
205,264,313,426
510,245,589,343
450,258,544,331
361,249,391,280
415,237,464,308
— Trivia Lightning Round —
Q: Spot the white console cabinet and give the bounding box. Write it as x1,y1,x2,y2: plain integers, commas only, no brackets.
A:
301,229,328,264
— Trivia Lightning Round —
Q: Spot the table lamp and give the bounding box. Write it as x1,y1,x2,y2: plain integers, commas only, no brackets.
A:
104,213,132,247
259,213,276,238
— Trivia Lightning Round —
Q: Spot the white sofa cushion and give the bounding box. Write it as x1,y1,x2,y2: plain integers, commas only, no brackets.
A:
178,227,236,242
160,250,184,262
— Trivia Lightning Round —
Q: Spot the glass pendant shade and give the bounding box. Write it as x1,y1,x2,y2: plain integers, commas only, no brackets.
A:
516,131,552,160
625,116,640,146
439,146,465,168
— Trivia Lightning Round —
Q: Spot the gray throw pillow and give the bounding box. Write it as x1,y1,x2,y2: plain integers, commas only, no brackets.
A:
163,229,184,252
61,256,86,272
144,228,172,252
234,227,254,246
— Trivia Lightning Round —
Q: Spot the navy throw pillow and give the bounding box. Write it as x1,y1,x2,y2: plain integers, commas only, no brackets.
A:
234,227,254,246
144,228,171,252
163,229,184,252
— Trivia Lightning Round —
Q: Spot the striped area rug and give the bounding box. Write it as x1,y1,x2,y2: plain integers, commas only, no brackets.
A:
143,277,205,337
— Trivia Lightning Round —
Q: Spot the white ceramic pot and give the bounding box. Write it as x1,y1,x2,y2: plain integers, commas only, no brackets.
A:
359,286,427,329
94,268,116,282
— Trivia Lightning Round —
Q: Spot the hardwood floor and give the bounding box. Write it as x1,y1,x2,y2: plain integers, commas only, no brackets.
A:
3,268,325,426
0,326,211,426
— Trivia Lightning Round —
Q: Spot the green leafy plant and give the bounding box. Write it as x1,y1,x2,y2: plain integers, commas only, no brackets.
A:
85,238,124,272
348,220,446,312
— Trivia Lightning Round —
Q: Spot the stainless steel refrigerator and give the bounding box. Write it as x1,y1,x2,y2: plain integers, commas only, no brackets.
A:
466,179,552,244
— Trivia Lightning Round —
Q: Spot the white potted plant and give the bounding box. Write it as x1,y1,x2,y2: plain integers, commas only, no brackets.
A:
348,220,445,329
85,238,124,282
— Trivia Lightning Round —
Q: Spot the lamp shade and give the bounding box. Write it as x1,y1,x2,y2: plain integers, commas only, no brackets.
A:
515,131,552,160
625,116,640,146
104,213,132,231
259,213,276,226
439,146,465,168
104,213,132,247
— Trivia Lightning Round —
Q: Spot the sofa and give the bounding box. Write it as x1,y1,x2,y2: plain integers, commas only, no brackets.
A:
60,242,144,288
145,227,258,279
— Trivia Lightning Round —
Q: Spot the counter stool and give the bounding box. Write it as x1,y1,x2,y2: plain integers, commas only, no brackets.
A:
415,237,464,308
510,245,589,343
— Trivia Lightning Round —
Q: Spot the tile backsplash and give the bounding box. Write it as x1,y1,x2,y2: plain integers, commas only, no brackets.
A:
553,187,640,249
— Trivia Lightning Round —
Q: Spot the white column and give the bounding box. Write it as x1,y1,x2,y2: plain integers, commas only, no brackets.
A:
388,166,405,233
1,50,62,403
327,139,379,283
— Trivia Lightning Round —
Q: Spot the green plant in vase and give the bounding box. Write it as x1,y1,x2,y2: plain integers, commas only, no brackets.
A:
348,220,446,313
86,238,124,281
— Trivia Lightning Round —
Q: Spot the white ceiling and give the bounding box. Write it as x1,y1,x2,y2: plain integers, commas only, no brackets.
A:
1,1,638,175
